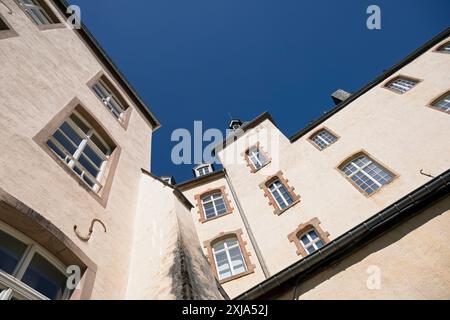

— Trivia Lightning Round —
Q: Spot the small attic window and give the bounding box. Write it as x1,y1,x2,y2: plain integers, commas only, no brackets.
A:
195,164,213,177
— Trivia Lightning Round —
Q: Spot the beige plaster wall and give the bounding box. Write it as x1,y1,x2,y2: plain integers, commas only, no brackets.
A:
274,196,450,300
215,36,450,282
126,173,223,300
181,176,266,298
0,0,154,299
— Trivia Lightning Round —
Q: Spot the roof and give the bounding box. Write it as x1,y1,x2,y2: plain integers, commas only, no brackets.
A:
289,26,450,142
236,168,450,300
177,169,226,191
53,0,161,131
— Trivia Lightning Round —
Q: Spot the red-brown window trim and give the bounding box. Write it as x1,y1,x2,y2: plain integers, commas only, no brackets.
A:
308,127,340,151
288,218,330,257
194,186,234,223
203,229,256,284
32,97,121,208
259,171,300,215
241,142,272,173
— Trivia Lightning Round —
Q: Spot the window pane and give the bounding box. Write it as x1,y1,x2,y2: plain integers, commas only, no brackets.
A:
21,253,67,300
0,230,28,275
434,93,450,113
300,235,310,245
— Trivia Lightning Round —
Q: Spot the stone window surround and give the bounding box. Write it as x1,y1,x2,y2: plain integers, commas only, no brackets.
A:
203,229,256,284
307,126,340,151
428,89,450,114
288,217,330,257
336,149,399,198
86,71,133,130
242,142,272,173
381,74,423,95
432,40,450,54
0,190,97,300
32,97,122,208
259,171,300,215
13,0,66,31
0,13,19,39
194,186,234,223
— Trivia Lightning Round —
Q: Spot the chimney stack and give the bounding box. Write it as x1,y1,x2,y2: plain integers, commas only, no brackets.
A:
331,89,351,105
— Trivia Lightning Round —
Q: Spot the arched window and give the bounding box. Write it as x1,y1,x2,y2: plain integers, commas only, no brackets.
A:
212,237,247,281
0,224,72,300
260,172,300,215
340,153,395,195
384,76,420,94
288,218,330,257
430,91,450,114
310,129,338,150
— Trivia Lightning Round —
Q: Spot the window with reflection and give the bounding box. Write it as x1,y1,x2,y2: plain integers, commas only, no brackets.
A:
212,237,247,281
0,226,72,300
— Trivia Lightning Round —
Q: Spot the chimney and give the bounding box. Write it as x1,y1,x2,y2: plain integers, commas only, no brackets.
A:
331,89,351,105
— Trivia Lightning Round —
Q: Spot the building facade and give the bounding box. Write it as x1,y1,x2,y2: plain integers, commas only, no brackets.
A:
0,0,449,300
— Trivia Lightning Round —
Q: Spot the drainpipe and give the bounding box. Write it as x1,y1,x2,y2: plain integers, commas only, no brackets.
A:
224,169,271,279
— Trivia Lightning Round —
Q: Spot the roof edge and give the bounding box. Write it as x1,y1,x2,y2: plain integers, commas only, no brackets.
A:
289,26,450,143
54,0,161,131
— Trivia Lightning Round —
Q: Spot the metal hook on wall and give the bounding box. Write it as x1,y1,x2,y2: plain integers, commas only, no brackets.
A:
74,219,107,242
420,169,435,179
0,0,13,14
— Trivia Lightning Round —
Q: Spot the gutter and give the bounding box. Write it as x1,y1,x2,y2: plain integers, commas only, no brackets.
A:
236,168,450,300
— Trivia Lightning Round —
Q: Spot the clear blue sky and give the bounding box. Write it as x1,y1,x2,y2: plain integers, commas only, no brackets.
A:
70,0,449,183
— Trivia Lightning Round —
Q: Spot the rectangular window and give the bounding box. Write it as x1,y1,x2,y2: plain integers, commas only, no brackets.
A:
311,129,338,150
46,111,113,192
341,154,394,195
431,92,450,114
299,230,324,255
92,76,128,123
385,76,419,94
17,0,60,26
268,180,294,209
197,166,211,176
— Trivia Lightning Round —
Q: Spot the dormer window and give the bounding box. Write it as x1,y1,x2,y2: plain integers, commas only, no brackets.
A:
17,0,61,27
194,164,213,177
161,176,176,185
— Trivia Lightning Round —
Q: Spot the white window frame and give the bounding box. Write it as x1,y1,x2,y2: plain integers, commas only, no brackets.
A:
17,0,58,26
196,164,212,177
212,238,247,280
201,193,227,219
385,77,418,93
0,221,70,300
299,229,324,255
341,155,393,195
311,130,338,150
268,180,293,209
92,78,127,123
248,147,268,169
47,110,112,192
